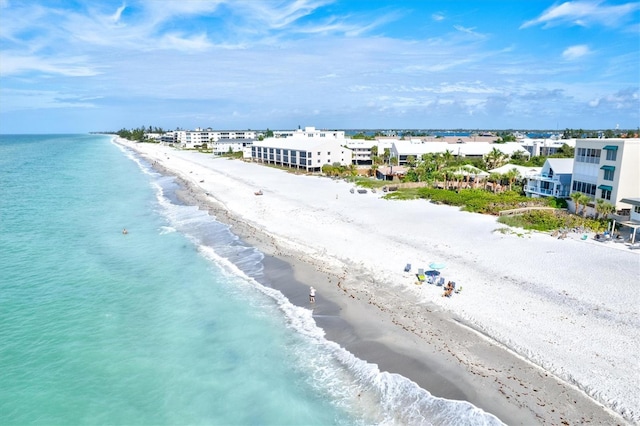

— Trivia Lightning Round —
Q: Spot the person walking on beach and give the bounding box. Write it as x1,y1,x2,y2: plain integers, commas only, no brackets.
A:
309,286,316,303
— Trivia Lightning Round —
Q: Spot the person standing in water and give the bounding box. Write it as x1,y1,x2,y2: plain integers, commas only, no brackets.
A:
309,286,316,303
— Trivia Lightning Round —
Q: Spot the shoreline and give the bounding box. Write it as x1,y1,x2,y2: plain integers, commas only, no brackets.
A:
116,138,633,425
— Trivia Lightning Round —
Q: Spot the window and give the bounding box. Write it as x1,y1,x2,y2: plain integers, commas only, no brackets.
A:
576,147,601,163
572,180,596,196
603,169,614,181
606,150,617,161
634,206,640,214
601,189,611,200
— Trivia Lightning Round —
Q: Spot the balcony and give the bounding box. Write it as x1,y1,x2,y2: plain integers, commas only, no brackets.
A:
525,186,570,197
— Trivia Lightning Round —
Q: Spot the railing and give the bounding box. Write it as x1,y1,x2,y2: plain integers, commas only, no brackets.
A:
530,174,562,182
525,187,570,197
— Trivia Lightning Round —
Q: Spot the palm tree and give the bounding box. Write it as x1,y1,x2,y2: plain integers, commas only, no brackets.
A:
505,169,519,191
444,168,456,190
488,173,502,193
383,148,391,165
442,149,454,168
595,199,615,219
432,152,445,172
370,145,378,160
570,192,583,215
484,147,507,170
578,193,592,217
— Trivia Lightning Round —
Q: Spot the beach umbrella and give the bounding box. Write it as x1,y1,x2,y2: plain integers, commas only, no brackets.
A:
429,262,446,271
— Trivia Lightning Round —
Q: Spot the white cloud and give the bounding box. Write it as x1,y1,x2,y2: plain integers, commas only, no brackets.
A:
432,12,445,21
110,3,126,23
521,1,640,29
0,88,97,112
562,44,591,60
0,54,100,77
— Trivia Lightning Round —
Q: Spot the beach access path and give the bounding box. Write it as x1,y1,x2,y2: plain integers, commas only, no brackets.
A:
116,139,639,425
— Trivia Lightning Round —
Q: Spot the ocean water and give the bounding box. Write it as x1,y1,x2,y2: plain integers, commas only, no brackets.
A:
0,134,501,425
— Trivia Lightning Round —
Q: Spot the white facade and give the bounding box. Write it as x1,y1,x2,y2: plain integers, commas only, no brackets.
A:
251,136,353,172
173,129,257,149
519,138,576,156
273,126,345,140
212,138,255,156
345,139,376,164
570,139,640,211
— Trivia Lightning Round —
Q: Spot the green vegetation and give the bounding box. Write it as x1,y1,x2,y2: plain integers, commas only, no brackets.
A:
351,133,377,140
498,210,606,232
352,176,388,189
384,187,554,214
115,125,164,142
220,151,243,159
322,163,358,179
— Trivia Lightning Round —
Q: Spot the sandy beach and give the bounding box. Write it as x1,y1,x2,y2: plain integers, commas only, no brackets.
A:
116,138,638,425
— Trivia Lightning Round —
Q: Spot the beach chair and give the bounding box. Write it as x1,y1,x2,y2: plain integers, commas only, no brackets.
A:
437,277,445,286
404,263,411,272
416,268,426,282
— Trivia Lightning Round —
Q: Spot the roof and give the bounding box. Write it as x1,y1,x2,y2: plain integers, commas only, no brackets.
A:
545,158,574,174
489,164,542,177
254,136,349,151
620,198,640,207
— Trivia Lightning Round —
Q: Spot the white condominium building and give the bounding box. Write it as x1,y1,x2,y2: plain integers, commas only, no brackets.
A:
251,136,353,173
570,139,640,211
273,126,345,139
167,129,257,148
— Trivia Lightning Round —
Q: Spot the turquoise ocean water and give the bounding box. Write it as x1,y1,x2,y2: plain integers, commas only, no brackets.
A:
0,134,500,425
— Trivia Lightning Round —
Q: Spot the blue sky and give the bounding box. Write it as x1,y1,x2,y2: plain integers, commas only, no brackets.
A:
1,0,638,133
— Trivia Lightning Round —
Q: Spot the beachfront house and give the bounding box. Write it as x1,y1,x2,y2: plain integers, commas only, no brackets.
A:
212,138,255,156
250,134,353,173
570,138,640,215
524,158,574,199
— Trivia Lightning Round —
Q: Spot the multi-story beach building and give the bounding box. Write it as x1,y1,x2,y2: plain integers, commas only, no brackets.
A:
524,158,574,198
273,126,344,139
170,129,258,149
250,134,353,173
570,138,640,213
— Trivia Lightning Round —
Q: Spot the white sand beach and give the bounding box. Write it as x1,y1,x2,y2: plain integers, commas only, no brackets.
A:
116,138,639,424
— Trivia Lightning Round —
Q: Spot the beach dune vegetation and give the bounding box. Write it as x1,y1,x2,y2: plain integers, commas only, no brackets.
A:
498,210,606,232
